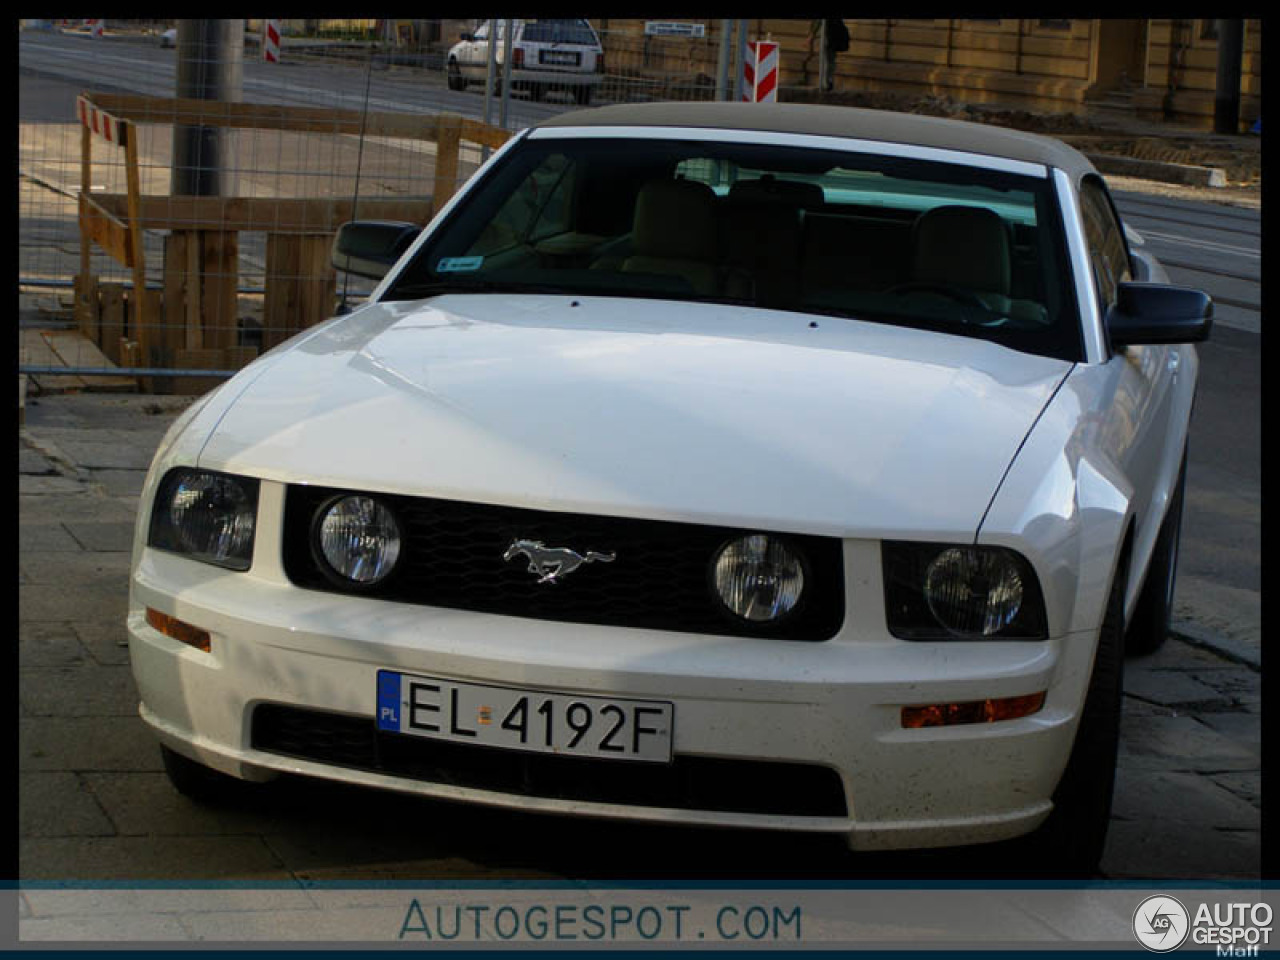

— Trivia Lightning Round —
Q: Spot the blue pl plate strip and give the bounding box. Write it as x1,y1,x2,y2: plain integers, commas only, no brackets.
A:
376,669,402,731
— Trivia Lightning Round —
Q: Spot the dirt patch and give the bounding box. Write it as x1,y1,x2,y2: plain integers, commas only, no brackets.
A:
1060,136,1260,186
786,88,1263,190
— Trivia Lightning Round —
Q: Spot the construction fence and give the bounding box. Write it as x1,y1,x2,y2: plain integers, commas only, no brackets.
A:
16,18,797,393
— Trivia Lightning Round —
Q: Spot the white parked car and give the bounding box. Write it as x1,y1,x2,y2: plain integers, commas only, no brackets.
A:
129,103,1210,875
447,18,604,104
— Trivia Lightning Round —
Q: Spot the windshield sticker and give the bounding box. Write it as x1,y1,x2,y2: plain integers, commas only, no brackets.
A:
437,256,484,273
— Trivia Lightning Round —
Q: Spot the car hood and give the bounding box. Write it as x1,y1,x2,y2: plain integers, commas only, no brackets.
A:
197,295,1071,539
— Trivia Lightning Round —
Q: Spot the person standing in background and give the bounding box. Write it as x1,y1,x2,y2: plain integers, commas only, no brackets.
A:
821,19,849,92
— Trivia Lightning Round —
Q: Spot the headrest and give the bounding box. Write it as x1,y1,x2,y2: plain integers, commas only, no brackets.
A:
729,175,824,208
632,179,718,260
912,205,1011,295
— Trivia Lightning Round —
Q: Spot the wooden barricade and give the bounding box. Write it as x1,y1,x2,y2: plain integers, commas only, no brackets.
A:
77,96,150,376
75,92,511,391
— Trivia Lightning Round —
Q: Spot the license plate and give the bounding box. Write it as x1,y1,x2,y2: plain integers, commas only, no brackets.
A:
539,50,581,65
376,671,674,763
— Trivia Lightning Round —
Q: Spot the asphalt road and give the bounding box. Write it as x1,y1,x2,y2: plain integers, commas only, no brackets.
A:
18,29,570,129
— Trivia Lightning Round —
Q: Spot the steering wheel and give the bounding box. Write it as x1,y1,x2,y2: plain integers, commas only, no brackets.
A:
887,281,994,324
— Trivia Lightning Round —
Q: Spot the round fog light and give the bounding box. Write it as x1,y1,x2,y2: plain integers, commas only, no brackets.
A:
712,534,805,622
317,496,401,585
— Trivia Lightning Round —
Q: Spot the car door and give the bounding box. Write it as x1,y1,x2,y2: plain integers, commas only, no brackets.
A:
1081,175,1178,567
462,21,489,81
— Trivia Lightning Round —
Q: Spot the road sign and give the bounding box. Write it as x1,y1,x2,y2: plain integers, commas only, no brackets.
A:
742,40,778,102
263,20,281,63
644,22,706,38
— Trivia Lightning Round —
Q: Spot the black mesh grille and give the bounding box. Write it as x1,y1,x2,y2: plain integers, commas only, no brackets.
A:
252,704,848,818
282,485,845,641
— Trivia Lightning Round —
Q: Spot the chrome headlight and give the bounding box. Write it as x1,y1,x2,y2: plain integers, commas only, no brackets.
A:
883,542,1048,640
711,534,805,622
148,468,259,570
313,495,401,586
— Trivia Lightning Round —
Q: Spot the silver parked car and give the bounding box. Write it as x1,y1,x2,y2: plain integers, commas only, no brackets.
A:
447,18,604,104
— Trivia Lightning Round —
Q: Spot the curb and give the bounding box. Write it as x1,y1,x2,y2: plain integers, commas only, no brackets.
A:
1084,152,1228,188
18,427,90,484
1171,619,1261,672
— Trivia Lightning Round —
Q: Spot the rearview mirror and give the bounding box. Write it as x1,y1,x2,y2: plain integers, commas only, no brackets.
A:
331,221,420,280
1106,282,1213,347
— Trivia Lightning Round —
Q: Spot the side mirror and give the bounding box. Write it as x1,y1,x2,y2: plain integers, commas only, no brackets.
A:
331,221,420,280
1106,282,1213,347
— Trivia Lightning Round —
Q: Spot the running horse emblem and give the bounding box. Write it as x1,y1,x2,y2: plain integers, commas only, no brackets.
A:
503,539,616,584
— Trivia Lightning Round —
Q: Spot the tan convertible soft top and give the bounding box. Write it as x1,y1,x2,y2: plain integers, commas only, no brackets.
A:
534,101,1095,179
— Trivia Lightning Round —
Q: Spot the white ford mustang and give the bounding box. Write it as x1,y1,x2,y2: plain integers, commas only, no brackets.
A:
128,102,1211,874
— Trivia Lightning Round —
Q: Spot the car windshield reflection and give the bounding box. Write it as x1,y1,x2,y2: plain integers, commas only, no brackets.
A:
387,137,1082,362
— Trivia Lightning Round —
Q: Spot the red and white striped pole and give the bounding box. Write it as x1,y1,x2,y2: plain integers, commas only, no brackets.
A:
263,19,282,62
741,40,779,102
85,19,105,39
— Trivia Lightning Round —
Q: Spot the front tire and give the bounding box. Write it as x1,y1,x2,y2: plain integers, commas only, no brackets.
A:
160,744,259,805
1126,450,1187,656
1024,565,1126,876
446,59,465,91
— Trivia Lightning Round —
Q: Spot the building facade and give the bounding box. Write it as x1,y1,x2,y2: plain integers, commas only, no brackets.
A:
590,19,1262,130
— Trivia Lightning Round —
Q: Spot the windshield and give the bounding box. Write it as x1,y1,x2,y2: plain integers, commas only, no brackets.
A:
385,136,1082,361
520,19,597,45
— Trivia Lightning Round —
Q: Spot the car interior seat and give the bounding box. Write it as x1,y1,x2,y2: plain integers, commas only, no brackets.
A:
910,205,1047,323
912,205,1011,300
621,179,721,296
720,176,824,304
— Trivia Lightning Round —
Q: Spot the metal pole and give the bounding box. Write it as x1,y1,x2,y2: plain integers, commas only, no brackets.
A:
732,19,748,102
483,21,497,128
1214,19,1245,134
500,18,513,128
171,19,244,198
715,19,732,101
481,20,497,161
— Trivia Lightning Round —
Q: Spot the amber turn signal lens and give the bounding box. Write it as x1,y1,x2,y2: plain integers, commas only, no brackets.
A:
901,691,1046,729
145,607,212,653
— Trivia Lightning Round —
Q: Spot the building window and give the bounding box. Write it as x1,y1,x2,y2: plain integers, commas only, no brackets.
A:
1038,19,1071,30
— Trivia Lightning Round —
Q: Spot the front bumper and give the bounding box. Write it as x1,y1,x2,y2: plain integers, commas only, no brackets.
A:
129,493,1098,852
512,68,601,88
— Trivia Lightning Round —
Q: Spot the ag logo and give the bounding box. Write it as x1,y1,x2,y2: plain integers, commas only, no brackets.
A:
1133,895,1190,952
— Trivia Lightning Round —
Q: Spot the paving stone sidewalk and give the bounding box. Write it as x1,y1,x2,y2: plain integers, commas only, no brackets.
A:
17,393,1261,889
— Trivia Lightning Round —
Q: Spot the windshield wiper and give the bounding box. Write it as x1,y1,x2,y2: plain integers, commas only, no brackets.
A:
388,277,597,300
387,278,506,299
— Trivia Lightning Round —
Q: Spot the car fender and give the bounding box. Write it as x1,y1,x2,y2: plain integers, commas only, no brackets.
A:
977,364,1135,642
1120,340,1198,614
126,318,341,583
